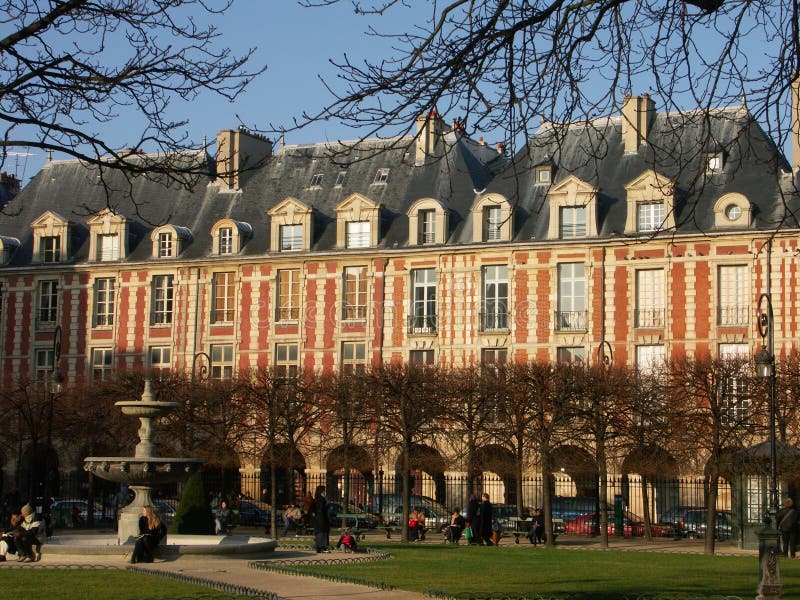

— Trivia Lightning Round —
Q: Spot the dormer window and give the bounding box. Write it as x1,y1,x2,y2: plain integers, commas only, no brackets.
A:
309,173,323,188
31,211,72,264
471,194,512,243
346,221,370,248
547,176,598,239
559,206,586,238
623,171,675,235
636,202,665,233
150,225,191,259
268,197,313,252
713,193,752,229
41,236,61,263
407,198,449,246
211,219,251,255
335,171,347,187
97,234,120,261
280,224,302,251
372,168,390,185
335,193,381,248
707,152,724,172
87,209,129,262
218,227,233,254
0,236,20,265
484,206,502,241
536,166,552,184
158,232,172,257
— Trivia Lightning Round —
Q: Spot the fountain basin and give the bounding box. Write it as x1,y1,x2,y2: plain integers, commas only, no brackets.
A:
115,400,181,418
45,534,277,555
85,457,203,485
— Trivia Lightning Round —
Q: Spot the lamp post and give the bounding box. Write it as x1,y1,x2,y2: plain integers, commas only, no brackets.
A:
754,292,782,599
594,341,613,538
43,325,63,517
377,468,384,523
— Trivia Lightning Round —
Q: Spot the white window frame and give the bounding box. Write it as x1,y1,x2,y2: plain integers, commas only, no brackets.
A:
149,346,172,373
37,280,58,327
482,265,508,332
372,168,390,185
41,235,61,263
97,233,120,262
277,269,300,321
151,275,174,325
343,266,368,321
557,347,586,364
411,268,436,333
212,272,236,324
635,345,665,374
635,269,665,328
559,206,587,238
279,224,303,252
345,221,371,249
210,344,234,380
93,277,116,327
92,347,113,381
637,202,665,233
309,173,323,188
484,206,502,241
342,341,367,374
158,231,173,258
275,343,299,378
35,348,54,382
557,263,586,331
718,265,749,326
419,209,436,245
218,227,234,255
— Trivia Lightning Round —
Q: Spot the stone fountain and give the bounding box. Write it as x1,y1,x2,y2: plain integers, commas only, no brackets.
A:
84,379,204,544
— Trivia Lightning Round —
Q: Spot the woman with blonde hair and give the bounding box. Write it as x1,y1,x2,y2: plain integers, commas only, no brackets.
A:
130,505,167,564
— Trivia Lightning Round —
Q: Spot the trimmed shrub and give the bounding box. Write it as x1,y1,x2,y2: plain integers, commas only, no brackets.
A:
174,471,214,534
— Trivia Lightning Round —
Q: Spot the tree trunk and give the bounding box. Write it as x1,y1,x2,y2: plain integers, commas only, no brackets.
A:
401,439,411,543
597,448,609,548
542,455,556,548
704,470,718,555
641,474,652,542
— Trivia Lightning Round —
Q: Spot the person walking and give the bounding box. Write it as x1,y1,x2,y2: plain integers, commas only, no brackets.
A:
465,493,480,545
777,498,799,558
478,493,493,546
311,485,331,553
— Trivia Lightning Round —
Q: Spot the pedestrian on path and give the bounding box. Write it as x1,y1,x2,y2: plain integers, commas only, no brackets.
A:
777,497,799,558
312,485,331,553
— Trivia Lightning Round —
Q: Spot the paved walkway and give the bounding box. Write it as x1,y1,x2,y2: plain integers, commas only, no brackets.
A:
0,532,760,600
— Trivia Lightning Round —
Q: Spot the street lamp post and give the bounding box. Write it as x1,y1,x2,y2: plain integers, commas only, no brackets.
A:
43,325,63,519
754,292,782,599
377,468,384,523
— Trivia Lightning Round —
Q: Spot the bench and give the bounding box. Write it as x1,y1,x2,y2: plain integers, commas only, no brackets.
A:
384,525,434,540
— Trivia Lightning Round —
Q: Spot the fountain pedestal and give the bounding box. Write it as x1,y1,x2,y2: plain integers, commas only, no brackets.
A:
84,380,203,545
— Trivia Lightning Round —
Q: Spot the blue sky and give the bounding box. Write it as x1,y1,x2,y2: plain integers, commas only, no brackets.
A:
15,2,426,184
10,2,789,184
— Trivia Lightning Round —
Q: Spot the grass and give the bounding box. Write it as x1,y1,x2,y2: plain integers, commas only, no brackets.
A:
291,543,800,599
0,570,252,599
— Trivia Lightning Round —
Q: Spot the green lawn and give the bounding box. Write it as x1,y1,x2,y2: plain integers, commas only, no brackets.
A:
0,570,250,599
292,543,800,599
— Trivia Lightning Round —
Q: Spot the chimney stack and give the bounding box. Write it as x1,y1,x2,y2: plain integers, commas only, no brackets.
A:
621,93,656,154
415,110,444,166
792,77,799,173
216,127,273,191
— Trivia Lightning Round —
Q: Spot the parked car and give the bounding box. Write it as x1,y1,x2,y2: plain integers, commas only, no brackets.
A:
659,505,705,535
153,499,177,525
550,496,598,522
565,509,676,537
327,502,381,529
51,500,112,528
234,500,271,526
690,509,732,540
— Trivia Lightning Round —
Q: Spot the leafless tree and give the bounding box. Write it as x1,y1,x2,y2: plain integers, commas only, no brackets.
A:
571,362,632,548
775,352,800,446
438,366,499,499
316,370,373,511
498,362,571,548
364,362,443,542
1,1,263,188
667,353,764,554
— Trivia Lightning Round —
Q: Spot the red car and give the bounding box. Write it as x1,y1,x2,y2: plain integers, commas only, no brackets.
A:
564,509,675,537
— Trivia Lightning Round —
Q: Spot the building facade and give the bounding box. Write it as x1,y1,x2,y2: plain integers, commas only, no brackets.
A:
1,92,800,513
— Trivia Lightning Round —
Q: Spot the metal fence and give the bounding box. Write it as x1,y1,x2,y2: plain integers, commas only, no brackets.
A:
6,469,731,537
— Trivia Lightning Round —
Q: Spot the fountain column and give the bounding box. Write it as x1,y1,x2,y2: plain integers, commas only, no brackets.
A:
85,379,203,545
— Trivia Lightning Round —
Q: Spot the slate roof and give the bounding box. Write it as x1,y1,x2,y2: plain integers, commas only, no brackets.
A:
0,105,795,269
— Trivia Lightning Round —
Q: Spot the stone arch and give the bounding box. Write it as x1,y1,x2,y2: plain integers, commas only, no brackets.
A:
621,445,680,522
474,444,517,504
550,444,598,497
260,444,307,506
395,444,447,505
326,444,373,507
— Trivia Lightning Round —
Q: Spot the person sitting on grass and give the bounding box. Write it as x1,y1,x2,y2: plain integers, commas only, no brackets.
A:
336,528,358,553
